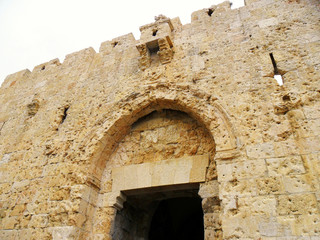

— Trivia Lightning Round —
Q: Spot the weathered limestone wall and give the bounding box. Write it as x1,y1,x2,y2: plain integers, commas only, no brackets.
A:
0,0,320,239
101,109,216,192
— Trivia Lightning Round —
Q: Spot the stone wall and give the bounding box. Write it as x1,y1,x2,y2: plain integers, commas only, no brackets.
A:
0,0,320,239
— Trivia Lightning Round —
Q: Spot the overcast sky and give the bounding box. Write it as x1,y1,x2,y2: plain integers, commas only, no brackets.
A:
0,0,244,86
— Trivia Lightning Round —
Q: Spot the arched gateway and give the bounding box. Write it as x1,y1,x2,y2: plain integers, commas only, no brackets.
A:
1,1,319,239
75,84,238,239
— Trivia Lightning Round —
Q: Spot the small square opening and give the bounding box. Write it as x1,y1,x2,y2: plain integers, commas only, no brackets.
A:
148,45,160,55
147,40,160,55
152,29,158,36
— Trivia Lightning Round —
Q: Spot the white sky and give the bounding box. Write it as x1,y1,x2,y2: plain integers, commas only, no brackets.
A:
0,0,244,86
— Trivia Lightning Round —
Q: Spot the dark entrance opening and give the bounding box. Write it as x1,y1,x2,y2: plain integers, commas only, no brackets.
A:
112,184,205,240
148,197,204,240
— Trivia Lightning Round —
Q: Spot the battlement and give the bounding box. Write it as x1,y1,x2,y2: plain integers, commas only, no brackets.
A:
2,0,318,91
1,0,242,88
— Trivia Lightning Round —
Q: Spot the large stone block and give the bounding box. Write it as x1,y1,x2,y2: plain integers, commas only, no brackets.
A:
112,154,209,191
246,142,275,159
217,159,267,182
266,156,306,176
256,176,285,195
283,174,318,193
219,179,257,197
277,194,319,216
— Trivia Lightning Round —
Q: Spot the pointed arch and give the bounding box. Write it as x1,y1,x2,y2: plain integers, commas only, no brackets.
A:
79,83,239,188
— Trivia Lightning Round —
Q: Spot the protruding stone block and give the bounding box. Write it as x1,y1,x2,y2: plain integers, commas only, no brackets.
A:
136,16,175,69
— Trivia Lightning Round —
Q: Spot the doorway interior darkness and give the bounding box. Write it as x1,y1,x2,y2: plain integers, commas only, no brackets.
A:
148,197,204,240
112,184,204,240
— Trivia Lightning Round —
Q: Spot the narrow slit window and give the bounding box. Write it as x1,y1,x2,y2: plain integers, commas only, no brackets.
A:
269,53,283,86
152,29,158,36
61,106,69,124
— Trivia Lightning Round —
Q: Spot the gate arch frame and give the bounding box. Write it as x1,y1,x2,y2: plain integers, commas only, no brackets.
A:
75,83,240,238
82,83,239,186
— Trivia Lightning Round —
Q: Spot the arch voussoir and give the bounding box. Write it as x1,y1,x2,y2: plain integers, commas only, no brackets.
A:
82,84,239,187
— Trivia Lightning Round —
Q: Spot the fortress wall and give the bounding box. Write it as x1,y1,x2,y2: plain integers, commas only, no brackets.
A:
0,0,320,239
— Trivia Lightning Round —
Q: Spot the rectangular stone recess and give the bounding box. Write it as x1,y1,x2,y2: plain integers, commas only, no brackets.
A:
112,155,209,192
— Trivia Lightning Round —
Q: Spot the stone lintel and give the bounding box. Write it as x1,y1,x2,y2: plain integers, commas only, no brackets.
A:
112,154,209,192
